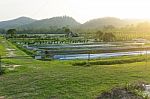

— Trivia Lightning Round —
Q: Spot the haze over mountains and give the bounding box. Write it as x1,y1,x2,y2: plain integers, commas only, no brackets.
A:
21,16,81,30
80,17,149,30
0,17,36,29
0,16,149,31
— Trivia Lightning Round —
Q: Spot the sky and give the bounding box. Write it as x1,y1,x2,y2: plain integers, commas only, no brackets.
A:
1,0,150,23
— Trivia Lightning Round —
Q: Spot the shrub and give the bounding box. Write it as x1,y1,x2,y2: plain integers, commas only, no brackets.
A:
0,67,5,75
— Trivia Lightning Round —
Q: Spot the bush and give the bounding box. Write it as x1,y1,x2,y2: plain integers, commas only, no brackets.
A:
0,67,5,75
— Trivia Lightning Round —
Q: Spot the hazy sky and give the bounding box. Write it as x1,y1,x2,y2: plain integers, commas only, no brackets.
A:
1,0,150,23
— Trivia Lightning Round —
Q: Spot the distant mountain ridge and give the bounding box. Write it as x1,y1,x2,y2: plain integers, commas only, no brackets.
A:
21,16,81,30
81,17,126,30
0,16,150,32
0,17,36,29
80,17,150,30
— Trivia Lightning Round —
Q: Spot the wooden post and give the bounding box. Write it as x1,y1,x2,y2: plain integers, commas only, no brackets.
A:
87,51,90,66
146,47,148,66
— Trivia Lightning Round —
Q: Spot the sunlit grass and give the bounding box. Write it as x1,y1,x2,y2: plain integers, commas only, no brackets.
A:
1,37,150,98
0,37,6,56
1,58,150,98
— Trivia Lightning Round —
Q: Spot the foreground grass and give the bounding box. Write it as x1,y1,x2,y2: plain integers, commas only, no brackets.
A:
1,60,150,99
1,38,150,98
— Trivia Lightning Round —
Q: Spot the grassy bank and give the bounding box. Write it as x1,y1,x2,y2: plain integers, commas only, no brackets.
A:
73,55,149,66
0,37,150,99
0,37,6,56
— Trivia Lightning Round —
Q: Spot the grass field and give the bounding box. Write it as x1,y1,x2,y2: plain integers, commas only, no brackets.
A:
1,37,150,99
0,37,7,56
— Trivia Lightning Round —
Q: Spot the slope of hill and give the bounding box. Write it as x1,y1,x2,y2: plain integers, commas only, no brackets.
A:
80,17,127,30
21,16,81,30
0,16,150,32
0,17,36,29
79,17,150,31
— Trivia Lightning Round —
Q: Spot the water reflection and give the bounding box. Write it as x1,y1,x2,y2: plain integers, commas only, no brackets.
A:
54,50,149,60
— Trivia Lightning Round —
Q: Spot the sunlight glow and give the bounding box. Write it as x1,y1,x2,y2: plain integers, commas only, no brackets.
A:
1,0,150,23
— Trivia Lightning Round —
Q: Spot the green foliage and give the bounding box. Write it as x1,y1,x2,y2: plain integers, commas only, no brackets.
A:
95,31,116,42
0,67,5,75
6,29,16,38
17,16,80,33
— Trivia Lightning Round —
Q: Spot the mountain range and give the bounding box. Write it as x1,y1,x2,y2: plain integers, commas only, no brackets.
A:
0,16,149,31
0,17,36,29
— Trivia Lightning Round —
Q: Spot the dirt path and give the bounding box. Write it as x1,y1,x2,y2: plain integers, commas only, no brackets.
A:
2,40,16,57
6,48,16,57
2,40,22,70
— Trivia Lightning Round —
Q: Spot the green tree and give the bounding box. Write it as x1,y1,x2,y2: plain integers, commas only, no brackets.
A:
62,27,71,33
6,29,16,38
103,33,116,42
95,31,116,42
103,25,115,30
95,31,104,42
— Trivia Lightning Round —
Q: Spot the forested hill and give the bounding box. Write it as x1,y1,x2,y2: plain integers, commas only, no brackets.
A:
80,17,124,29
20,16,81,30
0,17,36,29
80,17,150,30
0,16,150,33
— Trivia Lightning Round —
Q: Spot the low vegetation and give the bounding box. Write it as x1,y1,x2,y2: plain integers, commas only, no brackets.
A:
73,55,149,66
0,37,150,98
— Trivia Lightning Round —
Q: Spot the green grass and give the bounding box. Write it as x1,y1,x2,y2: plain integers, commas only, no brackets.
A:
73,55,150,66
0,37,7,56
1,37,150,99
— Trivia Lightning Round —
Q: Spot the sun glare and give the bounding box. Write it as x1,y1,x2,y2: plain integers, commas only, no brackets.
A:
67,0,150,22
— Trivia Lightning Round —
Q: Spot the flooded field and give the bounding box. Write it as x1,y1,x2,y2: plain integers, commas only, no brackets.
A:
54,50,149,60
